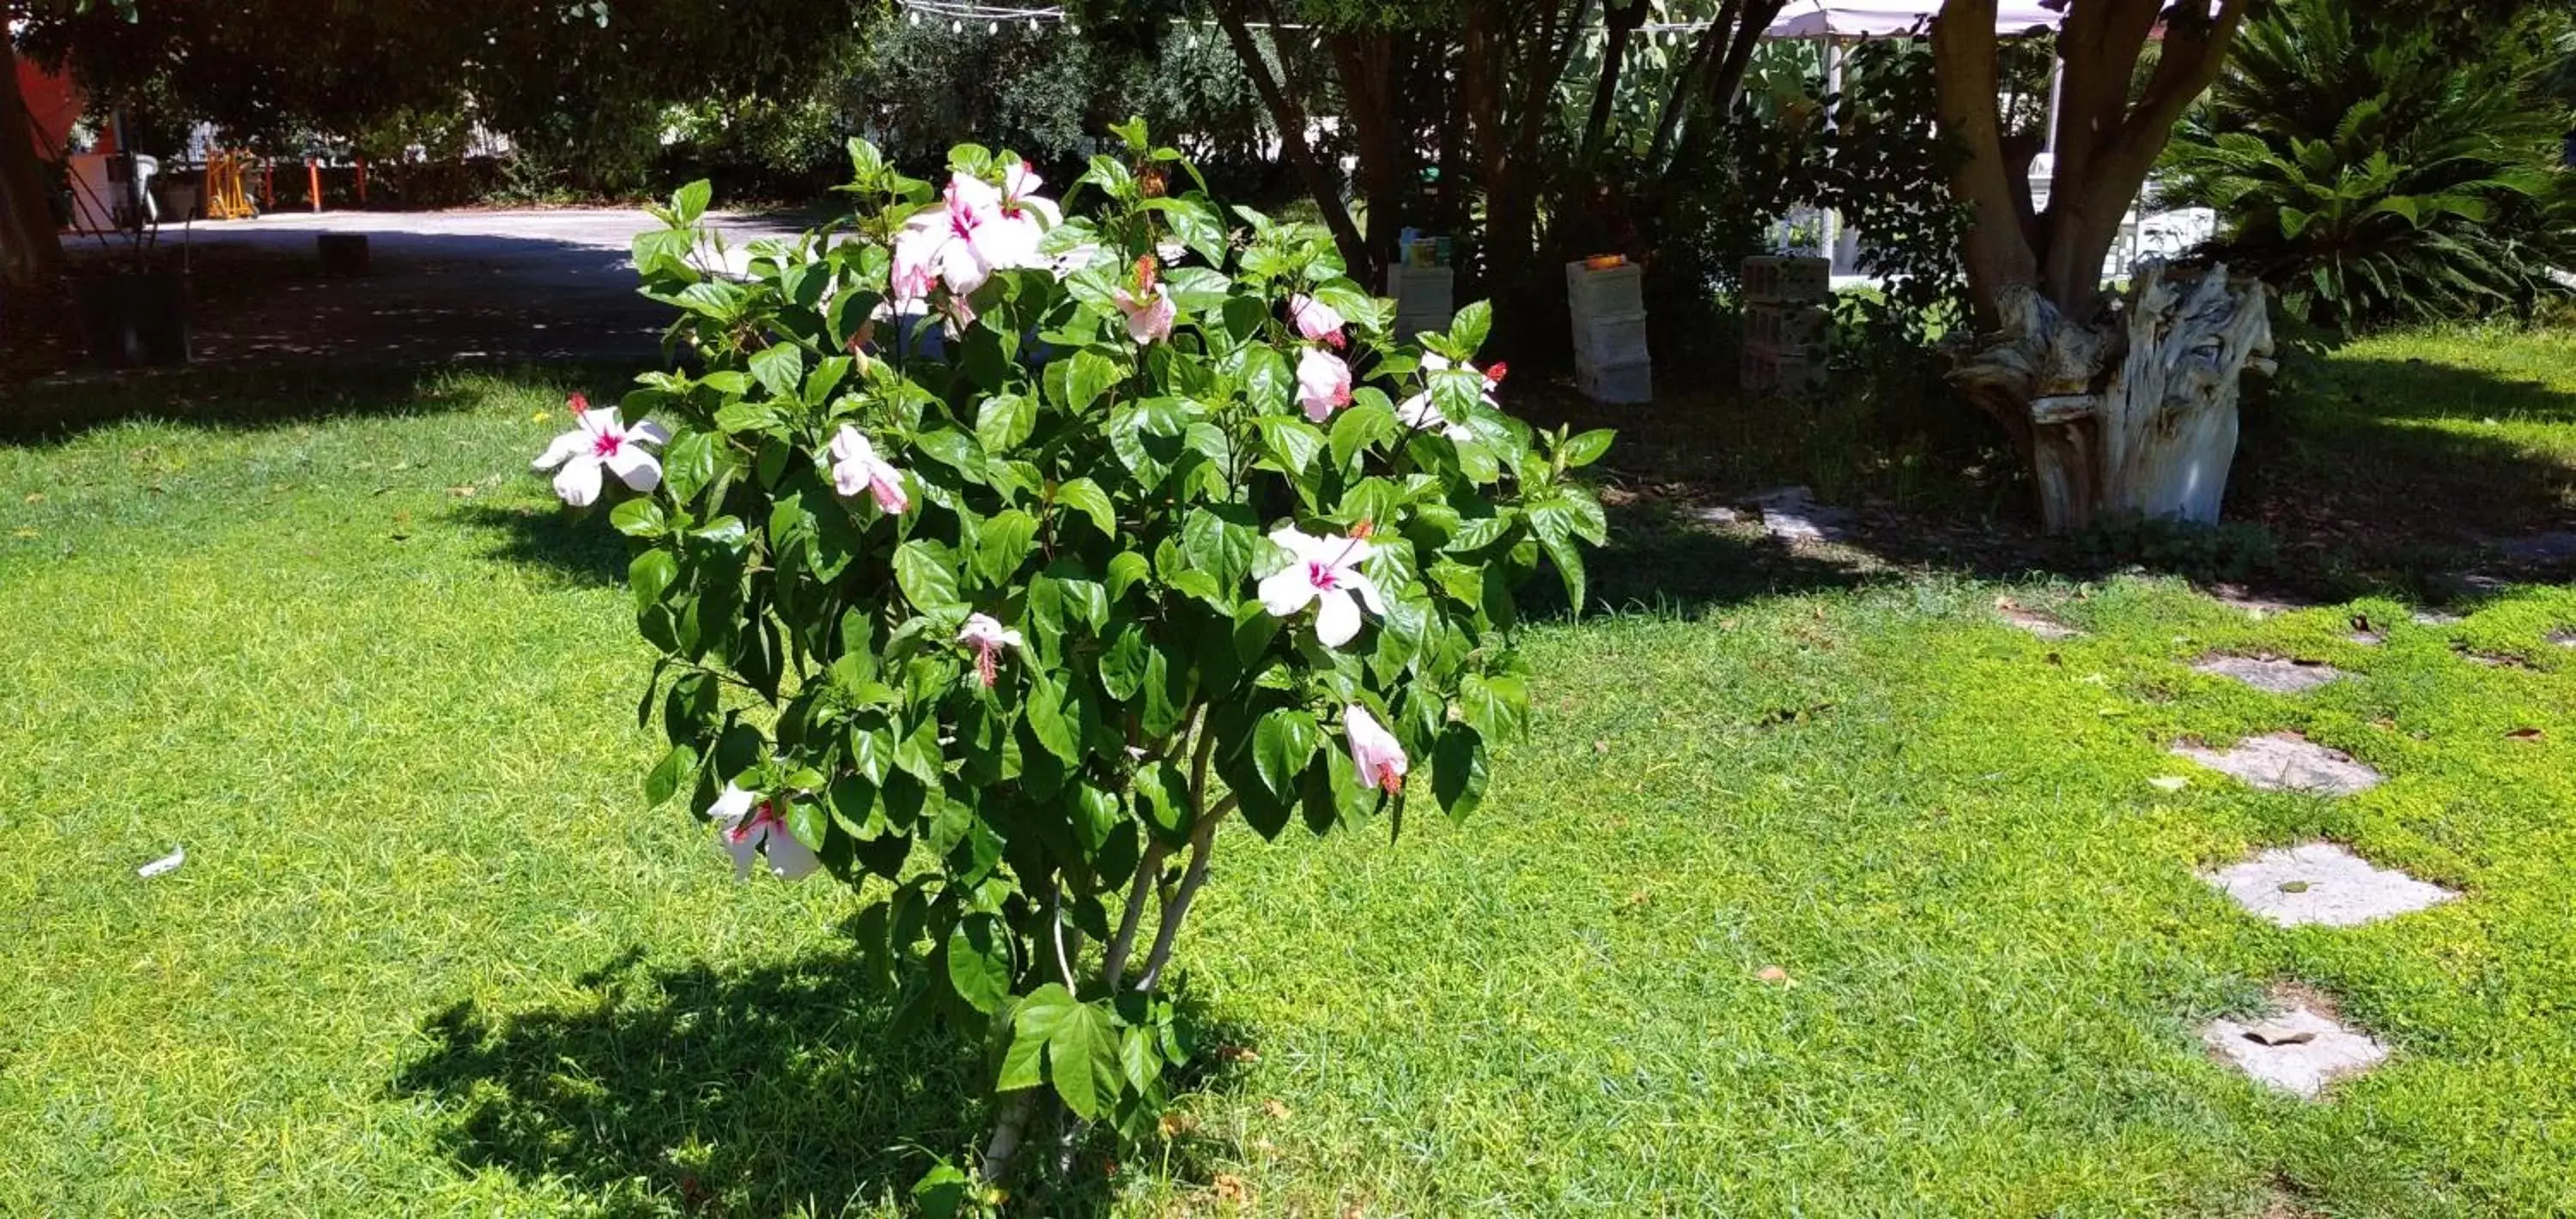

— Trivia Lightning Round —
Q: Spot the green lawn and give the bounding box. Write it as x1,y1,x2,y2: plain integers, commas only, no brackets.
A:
5,332,2576,1217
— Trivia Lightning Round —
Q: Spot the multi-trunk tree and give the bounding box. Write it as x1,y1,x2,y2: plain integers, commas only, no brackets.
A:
1203,0,1785,339
1933,0,2271,531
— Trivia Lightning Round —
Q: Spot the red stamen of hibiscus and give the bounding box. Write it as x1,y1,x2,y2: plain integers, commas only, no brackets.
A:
1134,255,1157,294
1377,766,1402,794
976,647,999,688
568,391,589,415
1484,362,1509,386
1350,519,1375,540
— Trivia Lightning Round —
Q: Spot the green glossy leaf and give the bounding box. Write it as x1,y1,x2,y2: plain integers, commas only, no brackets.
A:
1432,721,1489,819
645,743,696,808
1054,477,1118,537
893,540,964,612
1560,428,1615,468
1252,707,1321,801
945,914,1012,1016
749,343,805,403
1046,997,1123,1120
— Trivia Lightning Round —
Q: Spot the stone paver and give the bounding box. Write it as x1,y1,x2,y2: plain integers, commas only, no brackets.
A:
2193,655,2345,694
2172,733,2381,796
1747,486,1852,543
2203,842,2456,927
2202,1004,2388,1100
2411,610,2464,627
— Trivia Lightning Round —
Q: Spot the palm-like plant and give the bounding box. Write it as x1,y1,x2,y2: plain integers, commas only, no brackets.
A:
2161,0,2576,331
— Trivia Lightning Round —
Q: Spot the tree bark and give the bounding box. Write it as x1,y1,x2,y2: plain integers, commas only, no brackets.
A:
1947,262,2275,532
1330,31,1405,275
1934,0,2261,529
1660,0,1787,183
1,42,66,291
1578,0,1651,167
1211,0,1372,278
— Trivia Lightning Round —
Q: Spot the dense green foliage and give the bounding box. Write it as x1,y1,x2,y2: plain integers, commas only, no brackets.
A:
2163,0,2576,331
600,124,1605,1168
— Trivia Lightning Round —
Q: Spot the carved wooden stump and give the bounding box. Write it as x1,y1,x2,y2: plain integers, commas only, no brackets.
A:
1949,261,2275,532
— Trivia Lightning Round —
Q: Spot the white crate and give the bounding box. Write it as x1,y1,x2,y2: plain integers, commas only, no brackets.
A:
1565,260,1645,317
1387,264,1454,314
1571,309,1649,364
1747,302,1830,349
1741,255,1832,303
1740,344,1825,395
1576,355,1653,404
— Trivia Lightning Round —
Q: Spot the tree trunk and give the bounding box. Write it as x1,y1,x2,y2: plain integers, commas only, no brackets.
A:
1947,262,2275,532
1330,32,1405,275
1578,0,1650,167
1933,0,2258,527
0,43,66,291
1211,0,1373,279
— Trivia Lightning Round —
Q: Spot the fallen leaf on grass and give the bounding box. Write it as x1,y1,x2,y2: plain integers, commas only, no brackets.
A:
1213,1044,1260,1064
1261,1098,1291,1119
2507,727,2544,742
447,485,478,498
2148,776,2190,791
21,492,42,504
1593,738,1610,755
1211,1174,1249,1204
1756,965,1792,986
9,529,34,540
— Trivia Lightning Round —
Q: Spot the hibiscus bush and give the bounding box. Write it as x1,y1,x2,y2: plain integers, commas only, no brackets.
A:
550,121,1610,1183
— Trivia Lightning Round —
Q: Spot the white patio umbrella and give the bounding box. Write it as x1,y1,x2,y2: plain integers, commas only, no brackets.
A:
1763,0,2062,39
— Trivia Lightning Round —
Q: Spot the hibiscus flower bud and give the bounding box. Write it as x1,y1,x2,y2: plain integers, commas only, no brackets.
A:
1484,361,1509,386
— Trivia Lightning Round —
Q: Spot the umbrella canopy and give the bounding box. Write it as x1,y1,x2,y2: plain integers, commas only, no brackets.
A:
15,56,82,161
1765,0,2062,38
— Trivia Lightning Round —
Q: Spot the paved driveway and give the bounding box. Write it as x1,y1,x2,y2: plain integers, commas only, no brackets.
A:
147,208,802,367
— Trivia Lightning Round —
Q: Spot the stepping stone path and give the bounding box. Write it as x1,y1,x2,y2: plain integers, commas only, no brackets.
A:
1995,598,2081,640
1747,486,1853,543
2193,654,2345,694
2203,842,2456,927
2549,630,2576,649
2202,1002,2389,1100
2171,733,2382,796
2411,610,2464,627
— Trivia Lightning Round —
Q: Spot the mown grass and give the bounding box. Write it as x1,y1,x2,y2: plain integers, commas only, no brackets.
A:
4,331,2576,1217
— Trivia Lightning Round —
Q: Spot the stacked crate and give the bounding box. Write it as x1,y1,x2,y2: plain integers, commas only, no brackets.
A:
1386,264,1455,338
1566,259,1650,403
1740,255,1831,396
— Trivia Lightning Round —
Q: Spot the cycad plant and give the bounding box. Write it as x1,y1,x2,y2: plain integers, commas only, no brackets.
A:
2161,0,2576,331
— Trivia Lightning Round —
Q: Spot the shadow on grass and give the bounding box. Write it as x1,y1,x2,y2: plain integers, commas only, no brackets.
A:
453,500,631,588
394,945,1250,1217
0,362,634,448
2231,353,2576,597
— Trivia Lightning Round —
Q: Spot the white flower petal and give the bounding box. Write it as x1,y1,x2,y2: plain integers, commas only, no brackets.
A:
1315,591,1363,647
605,445,661,491
1346,569,1388,616
1258,566,1321,617
553,457,605,506
532,430,586,472
764,822,823,880
629,419,671,446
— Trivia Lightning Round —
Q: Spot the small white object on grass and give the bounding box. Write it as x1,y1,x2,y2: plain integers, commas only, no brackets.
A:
137,846,185,879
